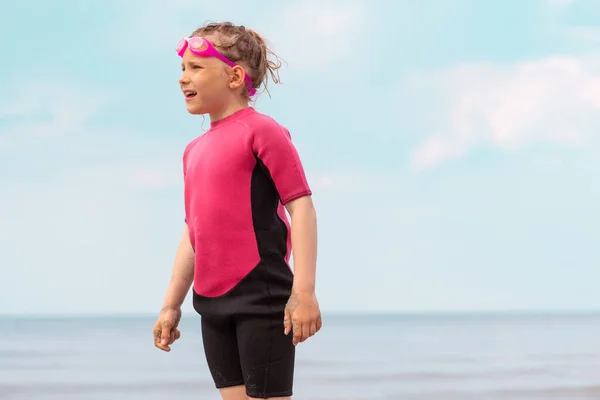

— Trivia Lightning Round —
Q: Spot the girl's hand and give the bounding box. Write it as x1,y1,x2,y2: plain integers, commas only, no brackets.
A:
152,306,182,352
284,291,322,346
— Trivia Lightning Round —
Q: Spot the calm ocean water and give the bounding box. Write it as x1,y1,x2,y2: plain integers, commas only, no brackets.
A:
1,313,600,400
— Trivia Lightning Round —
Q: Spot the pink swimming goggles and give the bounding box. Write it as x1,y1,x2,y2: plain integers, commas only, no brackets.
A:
177,36,257,97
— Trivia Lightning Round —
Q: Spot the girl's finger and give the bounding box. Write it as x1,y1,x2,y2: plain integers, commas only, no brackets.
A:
292,322,302,346
309,322,317,337
301,323,310,343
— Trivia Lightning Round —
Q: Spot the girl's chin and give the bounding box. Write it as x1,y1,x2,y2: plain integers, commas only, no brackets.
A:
185,102,207,115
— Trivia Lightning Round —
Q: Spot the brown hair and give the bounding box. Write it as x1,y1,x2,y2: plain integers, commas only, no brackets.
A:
190,21,284,99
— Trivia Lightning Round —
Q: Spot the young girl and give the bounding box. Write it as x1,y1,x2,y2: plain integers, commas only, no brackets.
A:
152,22,322,400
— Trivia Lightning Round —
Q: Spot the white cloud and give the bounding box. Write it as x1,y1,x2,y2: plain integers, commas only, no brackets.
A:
409,56,600,171
0,77,183,189
565,25,600,43
0,79,187,314
543,0,600,44
545,0,575,9
58,160,183,190
308,170,385,192
262,0,368,71
0,81,112,140
103,0,369,71
0,163,184,315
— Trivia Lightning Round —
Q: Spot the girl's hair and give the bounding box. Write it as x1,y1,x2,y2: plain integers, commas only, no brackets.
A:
191,21,285,99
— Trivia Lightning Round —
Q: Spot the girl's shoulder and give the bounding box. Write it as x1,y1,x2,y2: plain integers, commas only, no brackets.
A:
238,109,290,139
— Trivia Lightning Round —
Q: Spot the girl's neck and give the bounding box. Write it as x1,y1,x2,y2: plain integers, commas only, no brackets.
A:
209,97,250,123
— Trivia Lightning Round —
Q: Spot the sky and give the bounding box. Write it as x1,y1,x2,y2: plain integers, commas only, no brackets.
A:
1,0,599,315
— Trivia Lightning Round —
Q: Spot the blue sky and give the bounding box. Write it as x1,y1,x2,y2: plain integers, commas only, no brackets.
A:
1,0,599,315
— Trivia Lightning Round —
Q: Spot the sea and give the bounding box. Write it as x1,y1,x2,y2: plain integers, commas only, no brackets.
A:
2,313,600,400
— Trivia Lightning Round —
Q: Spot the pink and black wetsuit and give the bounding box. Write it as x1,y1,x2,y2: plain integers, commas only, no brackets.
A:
182,106,312,398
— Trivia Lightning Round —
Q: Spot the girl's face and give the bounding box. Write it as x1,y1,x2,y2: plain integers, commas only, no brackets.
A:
178,48,231,115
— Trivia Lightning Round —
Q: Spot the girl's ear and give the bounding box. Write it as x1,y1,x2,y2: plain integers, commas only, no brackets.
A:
229,65,246,90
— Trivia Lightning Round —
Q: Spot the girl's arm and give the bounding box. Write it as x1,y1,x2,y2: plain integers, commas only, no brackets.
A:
284,195,322,345
286,196,318,295
153,225,195,351
162,225,195,310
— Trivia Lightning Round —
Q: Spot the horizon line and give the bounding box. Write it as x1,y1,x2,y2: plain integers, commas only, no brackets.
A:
2,309,600,319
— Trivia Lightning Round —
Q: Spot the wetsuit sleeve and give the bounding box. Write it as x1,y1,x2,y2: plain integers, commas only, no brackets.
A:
251,121,312,205
183,149,190,224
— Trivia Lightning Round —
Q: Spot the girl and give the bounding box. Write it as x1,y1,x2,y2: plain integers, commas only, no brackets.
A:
152,22,322,400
